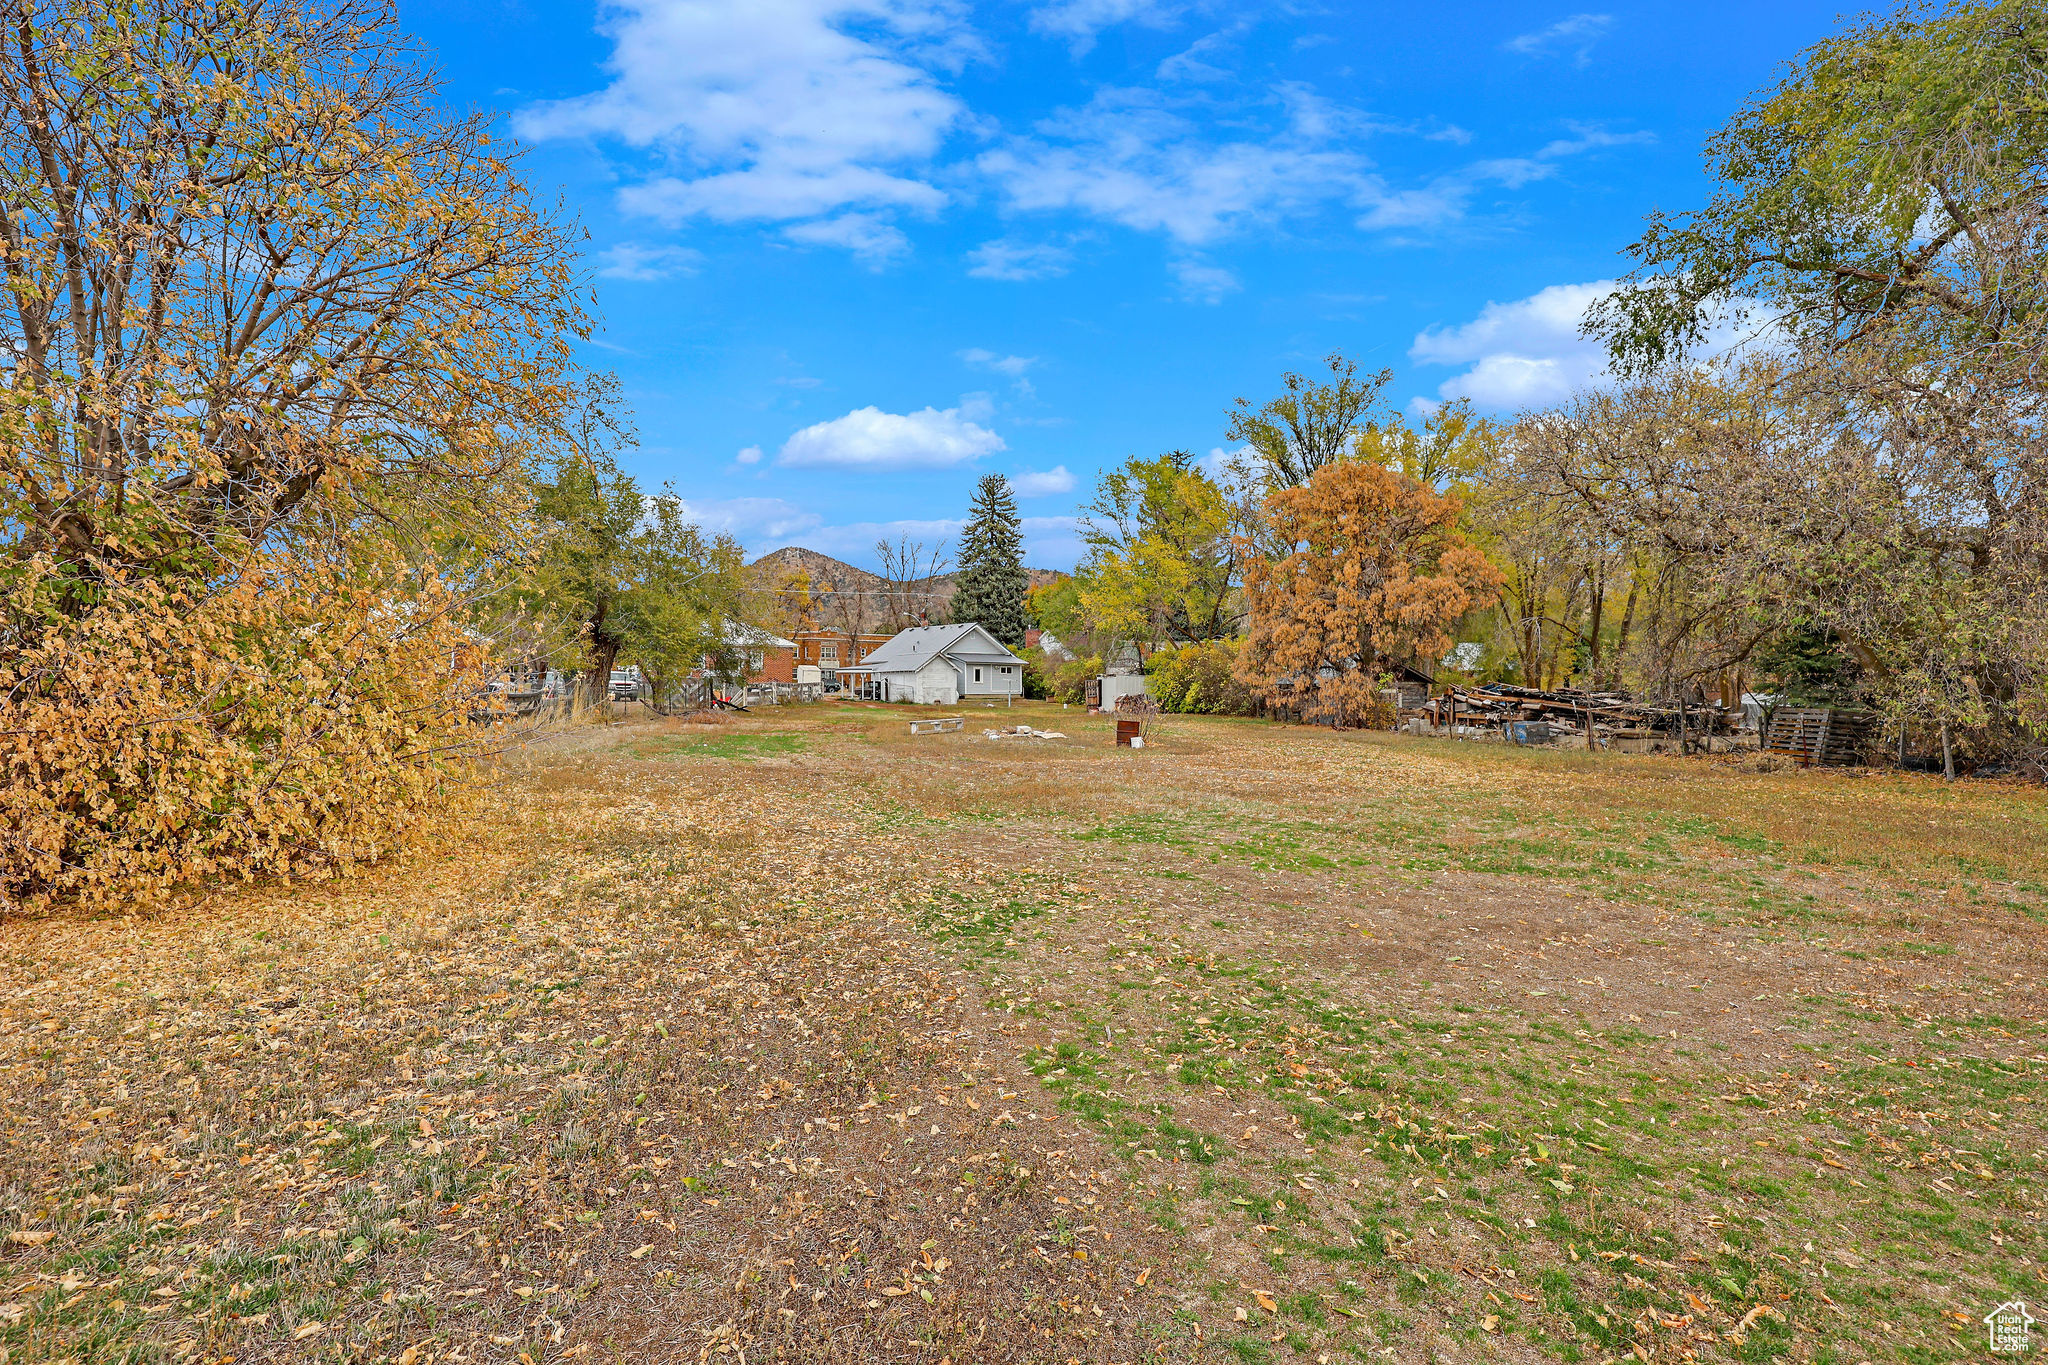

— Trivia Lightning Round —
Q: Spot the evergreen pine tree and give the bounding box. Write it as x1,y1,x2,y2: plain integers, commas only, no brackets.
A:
949,474,1029,647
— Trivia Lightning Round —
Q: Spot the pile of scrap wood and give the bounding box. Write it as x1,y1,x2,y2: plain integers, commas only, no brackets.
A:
1428,683,1736,740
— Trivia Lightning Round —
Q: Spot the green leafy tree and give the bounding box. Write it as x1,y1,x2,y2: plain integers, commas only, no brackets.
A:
522,378,747,700
528,461,641,689
1576,3,2048,763
1075,451,1241,655
524,380,644,687
1225,352,1393,489
1026,574,1083,638
1589,0,2048,375
614,497,749,709
1354,399,1500,496
1147,640,1259,715
949,475,1029,647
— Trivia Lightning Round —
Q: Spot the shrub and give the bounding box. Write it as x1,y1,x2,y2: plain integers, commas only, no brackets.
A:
1020,649,1056,699
0,556,494,913
1147,647,1194,712
1146,641,1260,716
1049,654,1103,705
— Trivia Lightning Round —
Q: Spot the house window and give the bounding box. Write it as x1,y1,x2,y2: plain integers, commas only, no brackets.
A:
747,650,764,671
1001,666,1012,674
821,642,838,661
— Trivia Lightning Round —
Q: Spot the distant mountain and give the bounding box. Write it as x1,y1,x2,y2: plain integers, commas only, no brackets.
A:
748,546,1064,627
749,546,882,595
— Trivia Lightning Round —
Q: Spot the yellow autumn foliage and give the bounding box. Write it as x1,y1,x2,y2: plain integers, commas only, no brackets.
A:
0,556,495,914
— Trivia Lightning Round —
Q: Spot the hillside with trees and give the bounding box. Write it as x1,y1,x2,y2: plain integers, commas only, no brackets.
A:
748,544,1063,635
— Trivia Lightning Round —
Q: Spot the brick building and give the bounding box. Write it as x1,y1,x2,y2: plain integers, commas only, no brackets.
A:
793,629,893,690
705,623,798,688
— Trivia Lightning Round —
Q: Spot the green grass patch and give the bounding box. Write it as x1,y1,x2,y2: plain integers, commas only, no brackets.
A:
629,731,807,761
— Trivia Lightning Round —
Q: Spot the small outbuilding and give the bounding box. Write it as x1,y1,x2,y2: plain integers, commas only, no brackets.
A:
1096,674,1149,710
839,623,1026,705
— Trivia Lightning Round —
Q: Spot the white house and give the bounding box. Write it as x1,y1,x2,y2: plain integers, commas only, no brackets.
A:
841,623,1026,705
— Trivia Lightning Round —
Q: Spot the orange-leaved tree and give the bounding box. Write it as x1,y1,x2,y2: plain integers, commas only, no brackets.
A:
1238,461,1501,726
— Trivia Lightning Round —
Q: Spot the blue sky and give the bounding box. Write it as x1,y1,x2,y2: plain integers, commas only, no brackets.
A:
403,0,1848,571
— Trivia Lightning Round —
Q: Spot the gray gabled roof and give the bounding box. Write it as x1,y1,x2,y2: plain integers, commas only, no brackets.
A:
850,623,1023,674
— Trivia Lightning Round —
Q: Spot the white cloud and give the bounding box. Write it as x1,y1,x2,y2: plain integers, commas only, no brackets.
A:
1504,13,1612,65
966,237,1074,280
1010,465,1076,496
672,494,822,541
782,212,912,265
978,84,1573,248
1157,23,1248,83
1537,124,1656,158
1200,445,1247,481
1411,279,1766,410
1356,124,1651,231
516,1,966,256
1356,158,1550,230
1409,280,1617,409
960,348,1036,378
622,165,943,225
777,402,1006,469
735,445,764,465
961,348,1038,396
979,86,1373,247
594,242,704,280
1028,0,1179,56
1173,257,1239,303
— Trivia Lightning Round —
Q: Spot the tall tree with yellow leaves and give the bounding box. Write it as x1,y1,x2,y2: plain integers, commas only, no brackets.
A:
0,0,583,594
0,0,585,909
1075,451,1241,657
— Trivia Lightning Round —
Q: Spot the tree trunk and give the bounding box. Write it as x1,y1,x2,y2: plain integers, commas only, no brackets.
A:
1609,584,1637,688
1585,578,1606,683
1941,723,1954,782
591,637,620,714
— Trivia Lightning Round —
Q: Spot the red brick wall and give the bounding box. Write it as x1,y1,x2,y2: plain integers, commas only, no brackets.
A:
753,646,796,684
793,631,894,670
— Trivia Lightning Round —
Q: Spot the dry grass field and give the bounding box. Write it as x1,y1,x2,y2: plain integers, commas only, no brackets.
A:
2,702,2043,1365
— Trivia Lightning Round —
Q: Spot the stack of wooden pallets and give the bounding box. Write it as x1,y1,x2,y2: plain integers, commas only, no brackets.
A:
1764,707,1878,766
